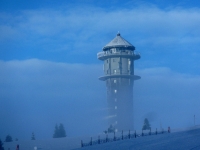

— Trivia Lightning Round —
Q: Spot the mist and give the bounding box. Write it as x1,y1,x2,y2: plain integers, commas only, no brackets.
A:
1,59,200,140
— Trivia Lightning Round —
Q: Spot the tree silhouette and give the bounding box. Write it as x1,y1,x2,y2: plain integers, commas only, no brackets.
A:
31,132,36,140
0,139,4,150
58,123,66,137
108,125,115,133
142,118,151,130
53,124,59,138
5,135,12,142
53,123,66,138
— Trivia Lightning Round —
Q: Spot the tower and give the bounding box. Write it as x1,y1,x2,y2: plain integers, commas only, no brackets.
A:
97,33,140,132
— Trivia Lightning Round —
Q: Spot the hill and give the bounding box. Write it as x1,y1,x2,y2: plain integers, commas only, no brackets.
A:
3,126,200,150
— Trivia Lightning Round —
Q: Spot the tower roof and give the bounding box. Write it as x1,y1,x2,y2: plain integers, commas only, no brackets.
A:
103,33,135,51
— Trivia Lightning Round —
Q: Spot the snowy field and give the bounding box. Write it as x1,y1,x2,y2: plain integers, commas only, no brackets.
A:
3,126,200,150
76,126,200,150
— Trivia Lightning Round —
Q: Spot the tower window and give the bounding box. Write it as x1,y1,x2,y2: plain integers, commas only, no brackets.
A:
112,48,116,53
114,90,117,93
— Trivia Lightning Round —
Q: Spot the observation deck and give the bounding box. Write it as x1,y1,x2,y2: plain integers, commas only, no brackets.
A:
99,74,141,81
97,51,140,60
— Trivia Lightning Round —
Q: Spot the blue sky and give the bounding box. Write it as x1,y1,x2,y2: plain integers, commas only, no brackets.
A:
1,0,200,140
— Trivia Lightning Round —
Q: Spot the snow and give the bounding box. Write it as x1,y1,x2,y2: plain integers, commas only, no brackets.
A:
3,126,200,150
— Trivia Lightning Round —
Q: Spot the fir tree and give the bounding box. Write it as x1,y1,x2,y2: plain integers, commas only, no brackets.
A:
142,118,151,130
0,139,4,150
53,124,59,138
31,132,36,140
58,123,66,137
107,125,115,133
5,135,12,142
53,123,66,138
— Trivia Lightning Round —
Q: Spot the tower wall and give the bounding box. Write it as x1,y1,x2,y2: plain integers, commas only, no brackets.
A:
106,78,134,132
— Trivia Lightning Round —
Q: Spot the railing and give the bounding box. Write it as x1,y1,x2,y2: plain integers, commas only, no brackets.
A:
81,128,169,148
97,51,140,59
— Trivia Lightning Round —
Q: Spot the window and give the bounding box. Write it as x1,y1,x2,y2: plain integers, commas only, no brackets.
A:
115,98,117,102
128,60,131,65
112,48,116,53
115,121,118,124
115,106,117,109
114,69,117,74
114,90,117,93
114,79,116,83
115,129,118,132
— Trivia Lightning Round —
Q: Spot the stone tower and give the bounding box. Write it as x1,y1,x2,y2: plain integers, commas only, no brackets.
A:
97,33,140,132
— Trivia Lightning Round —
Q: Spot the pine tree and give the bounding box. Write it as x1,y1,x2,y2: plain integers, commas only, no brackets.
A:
31,132,35,140
0,139,4,150
53,123,66,138
58,123,66,137
142,118,151,130
108,125,115,133
5,135,12,142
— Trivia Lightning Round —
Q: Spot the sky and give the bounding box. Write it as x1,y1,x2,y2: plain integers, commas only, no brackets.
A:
0,0,200,140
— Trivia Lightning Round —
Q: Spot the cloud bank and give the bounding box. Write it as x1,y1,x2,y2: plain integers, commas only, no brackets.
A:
0,59,200,139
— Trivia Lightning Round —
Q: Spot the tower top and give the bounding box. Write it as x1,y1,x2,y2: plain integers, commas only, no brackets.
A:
103,33,135,51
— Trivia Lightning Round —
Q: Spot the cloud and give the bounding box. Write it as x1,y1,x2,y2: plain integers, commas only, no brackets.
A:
1,6,200,52
0,4,200,76
0,59,200,139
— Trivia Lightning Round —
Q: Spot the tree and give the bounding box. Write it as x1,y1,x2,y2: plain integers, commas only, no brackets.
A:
107,125,115,133
0,139,4,150
142,118,151,130
58,123,66,137
31,132,36,140
5,135,12,142
53,123,66,138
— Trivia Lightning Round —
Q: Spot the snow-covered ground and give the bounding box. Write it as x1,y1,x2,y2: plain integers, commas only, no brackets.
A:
3,136,83,150
3,126,200,150
76,126,200,150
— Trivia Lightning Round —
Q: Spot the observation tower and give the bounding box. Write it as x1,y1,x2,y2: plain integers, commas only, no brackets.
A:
97,33,140,132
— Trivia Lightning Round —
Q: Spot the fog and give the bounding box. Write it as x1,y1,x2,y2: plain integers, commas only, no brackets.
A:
0,59,199,140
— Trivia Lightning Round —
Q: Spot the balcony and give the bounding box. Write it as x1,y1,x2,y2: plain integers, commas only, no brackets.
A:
97,51,140,60
99,74,141,81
